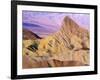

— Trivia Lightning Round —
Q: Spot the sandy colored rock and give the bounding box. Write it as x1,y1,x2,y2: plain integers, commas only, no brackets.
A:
22,16,90,68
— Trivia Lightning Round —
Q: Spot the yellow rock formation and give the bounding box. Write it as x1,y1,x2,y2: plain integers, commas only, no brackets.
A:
22,16,90,68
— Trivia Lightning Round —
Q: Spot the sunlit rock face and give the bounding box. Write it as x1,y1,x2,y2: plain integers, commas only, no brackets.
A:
22,16,90,69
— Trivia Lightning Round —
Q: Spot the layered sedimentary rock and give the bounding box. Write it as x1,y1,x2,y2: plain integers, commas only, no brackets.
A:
22,16,90,68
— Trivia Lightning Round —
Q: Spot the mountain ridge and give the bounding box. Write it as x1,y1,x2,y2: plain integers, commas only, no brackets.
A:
23,28,42,40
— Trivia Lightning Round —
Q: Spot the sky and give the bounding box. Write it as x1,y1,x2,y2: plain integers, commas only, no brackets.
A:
22,11,90,37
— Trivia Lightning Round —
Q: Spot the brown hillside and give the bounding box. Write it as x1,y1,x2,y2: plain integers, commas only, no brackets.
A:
23,28,41,40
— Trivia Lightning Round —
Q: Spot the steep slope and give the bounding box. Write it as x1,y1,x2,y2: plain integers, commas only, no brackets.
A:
51,16,90,64
54,16,89,50
23,28,41,40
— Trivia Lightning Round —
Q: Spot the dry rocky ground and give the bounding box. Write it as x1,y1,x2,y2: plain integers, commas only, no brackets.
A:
22,16,90,69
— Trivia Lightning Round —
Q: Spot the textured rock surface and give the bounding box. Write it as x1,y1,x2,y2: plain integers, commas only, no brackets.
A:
22,16,90,69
